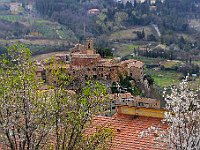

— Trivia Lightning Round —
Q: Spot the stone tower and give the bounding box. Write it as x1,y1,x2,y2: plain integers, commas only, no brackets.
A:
86,39,95,54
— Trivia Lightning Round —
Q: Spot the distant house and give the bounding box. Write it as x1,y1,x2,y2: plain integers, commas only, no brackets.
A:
135,0,146,3
88,9,100,15
9,2,22,14
114,0,135,6
110,92,161,111
26,4,33,11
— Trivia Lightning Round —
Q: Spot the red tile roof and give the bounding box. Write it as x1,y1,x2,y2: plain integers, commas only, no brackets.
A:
120,59,144,69
88,114,167,150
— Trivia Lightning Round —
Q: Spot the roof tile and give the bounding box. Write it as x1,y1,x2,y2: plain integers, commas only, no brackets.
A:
89,114,167,150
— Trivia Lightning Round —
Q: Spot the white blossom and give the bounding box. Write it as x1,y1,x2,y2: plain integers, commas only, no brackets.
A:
141,78,200,150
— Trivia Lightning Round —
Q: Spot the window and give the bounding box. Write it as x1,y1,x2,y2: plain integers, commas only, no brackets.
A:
138,102,144,106
99,68,103,71
93,75,97,79
92,68,96,71
66,56,69,61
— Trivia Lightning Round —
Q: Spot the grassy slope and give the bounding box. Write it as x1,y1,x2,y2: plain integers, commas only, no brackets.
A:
145,69,182,88
109,26,157,57
0,14,78,42
108,26,155,42
112,43,140,57
131,56,182,88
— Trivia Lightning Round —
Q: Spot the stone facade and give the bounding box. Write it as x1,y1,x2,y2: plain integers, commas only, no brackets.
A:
68,40,144,82
110,93,161,110
36,39,144,84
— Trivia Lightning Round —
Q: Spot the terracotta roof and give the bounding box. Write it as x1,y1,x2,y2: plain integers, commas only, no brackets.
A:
88,114,167,150
98,59,120,67
110,93,133,99
127,61,144,69
71,53,100,58
121,59,144,69
100,61,114,67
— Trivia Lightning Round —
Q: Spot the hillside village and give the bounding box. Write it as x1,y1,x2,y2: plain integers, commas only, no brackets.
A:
33,39,167,149
37,39,144,83
0,0,199,149
36,40,162,88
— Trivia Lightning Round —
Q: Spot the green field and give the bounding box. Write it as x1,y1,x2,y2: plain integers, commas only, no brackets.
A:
113,43,140,57
0,15,78,41
108,26,154,42
132,56,164,64
145,69,182,88
193,60,200,66
32,20,78,41
161,60,183,68
0,15,23,22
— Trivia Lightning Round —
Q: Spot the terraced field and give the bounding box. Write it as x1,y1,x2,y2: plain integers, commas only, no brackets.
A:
0,15,23,22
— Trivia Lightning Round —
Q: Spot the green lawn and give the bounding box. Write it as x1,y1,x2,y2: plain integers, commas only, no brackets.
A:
145,69,182,88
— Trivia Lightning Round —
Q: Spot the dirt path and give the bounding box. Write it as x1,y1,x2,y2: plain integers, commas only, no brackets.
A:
151,24,161,37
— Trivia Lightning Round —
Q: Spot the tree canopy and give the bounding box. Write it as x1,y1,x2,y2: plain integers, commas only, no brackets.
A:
0,44,113,150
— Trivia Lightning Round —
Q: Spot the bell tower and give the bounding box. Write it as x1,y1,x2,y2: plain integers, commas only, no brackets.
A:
86,39,94,50
86,39,95,54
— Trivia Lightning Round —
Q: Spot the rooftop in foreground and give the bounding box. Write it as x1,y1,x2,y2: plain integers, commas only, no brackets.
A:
88,113,167,150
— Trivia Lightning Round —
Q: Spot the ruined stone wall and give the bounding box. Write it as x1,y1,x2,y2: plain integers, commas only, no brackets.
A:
128,66,144,81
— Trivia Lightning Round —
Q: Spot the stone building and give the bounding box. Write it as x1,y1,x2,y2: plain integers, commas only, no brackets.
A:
67,39,144,82
37,39,144,84
70,39,101,67
110,92,161,111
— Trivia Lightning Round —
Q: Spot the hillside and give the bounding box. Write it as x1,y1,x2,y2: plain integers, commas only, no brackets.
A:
0,0,200,56
0,0,79,54
32,0,200,55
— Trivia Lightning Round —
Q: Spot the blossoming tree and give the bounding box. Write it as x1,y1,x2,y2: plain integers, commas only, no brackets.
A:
141,78,200,149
